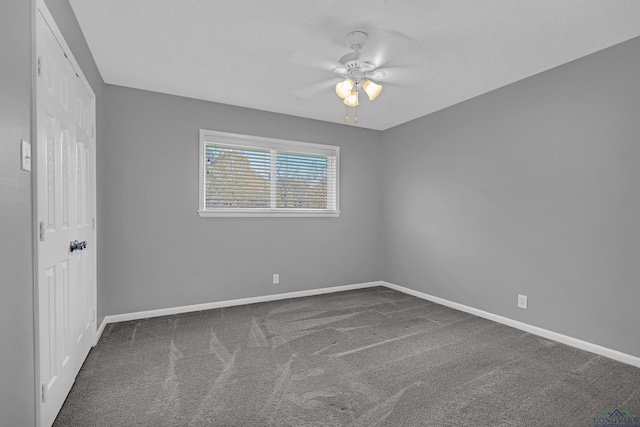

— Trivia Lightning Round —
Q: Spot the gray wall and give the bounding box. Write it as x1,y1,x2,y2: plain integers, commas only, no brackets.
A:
44,0,107,323
103,86,382,315
0,1,35,425
381,36,640,358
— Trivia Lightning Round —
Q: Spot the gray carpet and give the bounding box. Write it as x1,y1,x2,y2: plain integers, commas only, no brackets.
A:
54,286,640,426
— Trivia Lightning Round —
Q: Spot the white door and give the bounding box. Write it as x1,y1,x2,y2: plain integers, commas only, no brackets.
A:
36,3,97,426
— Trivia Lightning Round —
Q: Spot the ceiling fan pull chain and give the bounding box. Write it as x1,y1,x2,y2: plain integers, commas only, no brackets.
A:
345,103,349,123
355,102,358,124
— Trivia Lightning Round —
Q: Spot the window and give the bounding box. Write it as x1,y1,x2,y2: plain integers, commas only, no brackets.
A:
198,130,340,217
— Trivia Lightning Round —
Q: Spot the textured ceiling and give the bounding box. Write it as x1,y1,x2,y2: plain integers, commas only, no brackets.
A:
69,0,640,130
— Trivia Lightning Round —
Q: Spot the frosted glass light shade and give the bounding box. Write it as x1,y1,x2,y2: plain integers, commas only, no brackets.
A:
362,80,382,100
335,79,354,99
343,90,359,107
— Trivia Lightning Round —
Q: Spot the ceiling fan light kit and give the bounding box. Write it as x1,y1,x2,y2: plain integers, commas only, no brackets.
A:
335,78,355,99
334,31,383,124
343,88,359,107
362,80,382,101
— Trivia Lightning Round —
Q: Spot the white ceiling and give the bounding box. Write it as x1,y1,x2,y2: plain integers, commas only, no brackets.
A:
69,0,640,131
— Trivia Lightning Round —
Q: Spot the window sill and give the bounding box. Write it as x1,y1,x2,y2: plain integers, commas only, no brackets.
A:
197,209,340,218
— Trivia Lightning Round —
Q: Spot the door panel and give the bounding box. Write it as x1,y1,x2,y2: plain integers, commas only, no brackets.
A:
36,4,96,426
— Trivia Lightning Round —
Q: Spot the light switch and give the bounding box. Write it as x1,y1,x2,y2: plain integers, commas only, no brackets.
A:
21,139,31,172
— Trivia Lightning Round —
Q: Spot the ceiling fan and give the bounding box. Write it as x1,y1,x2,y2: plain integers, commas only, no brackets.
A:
295,29,409,124
333,31,384,123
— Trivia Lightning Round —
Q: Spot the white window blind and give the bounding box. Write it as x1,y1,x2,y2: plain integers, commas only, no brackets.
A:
205,145,271,208
199,130,339,217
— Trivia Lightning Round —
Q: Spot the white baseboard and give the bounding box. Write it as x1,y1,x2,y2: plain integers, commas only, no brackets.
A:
93,279,640,368
382,281,640,369
95,316,108,345
95,281,384,340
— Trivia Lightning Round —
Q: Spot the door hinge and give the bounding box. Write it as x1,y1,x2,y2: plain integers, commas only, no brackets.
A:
91,126,95,138
92,309,96,322
41,383,47,403
39,221,45,241
37,56,43,78
92,217,96,231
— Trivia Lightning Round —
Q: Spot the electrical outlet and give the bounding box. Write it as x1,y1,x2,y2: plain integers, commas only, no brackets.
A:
273,274,279,285
518,294,528,309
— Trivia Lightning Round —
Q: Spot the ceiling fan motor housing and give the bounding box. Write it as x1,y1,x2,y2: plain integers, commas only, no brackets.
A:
344,31,368,51
338,37,377,84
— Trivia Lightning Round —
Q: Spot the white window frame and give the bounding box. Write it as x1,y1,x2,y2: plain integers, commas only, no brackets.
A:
198,129,340,217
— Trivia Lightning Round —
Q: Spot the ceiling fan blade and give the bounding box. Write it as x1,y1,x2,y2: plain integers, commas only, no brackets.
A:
288,51,342,73
332,65,348,75
358,27,419,69
293,78,342,99
367,67,415,85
